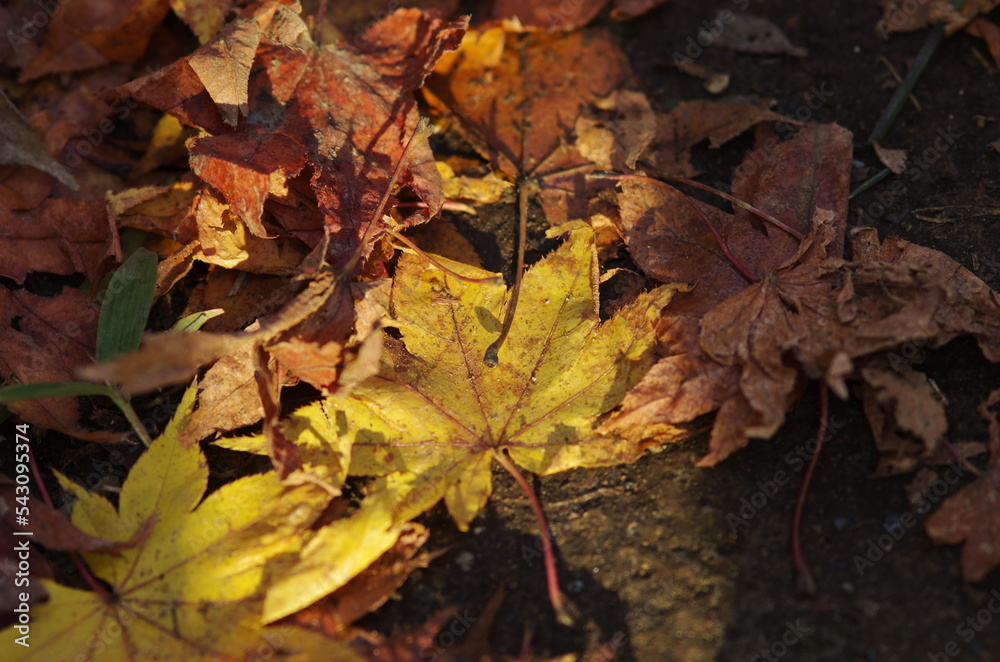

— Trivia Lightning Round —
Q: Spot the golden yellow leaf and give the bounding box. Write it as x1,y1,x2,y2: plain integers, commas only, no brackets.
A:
0,386,334,661
312,226,677,531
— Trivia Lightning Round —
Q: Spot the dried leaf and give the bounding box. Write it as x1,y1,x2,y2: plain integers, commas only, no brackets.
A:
19,0,172,81
0,288,120,442
706,13,807,57
925,389,1000,581
118,4,465,262
0,91,77,189
0,199,118,286
425,27,631,224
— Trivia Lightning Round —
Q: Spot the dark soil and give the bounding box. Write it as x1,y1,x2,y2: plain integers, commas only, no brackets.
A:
364,2,1000,661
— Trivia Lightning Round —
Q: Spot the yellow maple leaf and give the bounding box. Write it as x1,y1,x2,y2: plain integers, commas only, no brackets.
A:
0,386,341,661
321,225,677,530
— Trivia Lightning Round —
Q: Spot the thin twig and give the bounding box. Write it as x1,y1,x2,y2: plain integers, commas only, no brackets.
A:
388,229,500,285
878,55,921,112
868,0,965,145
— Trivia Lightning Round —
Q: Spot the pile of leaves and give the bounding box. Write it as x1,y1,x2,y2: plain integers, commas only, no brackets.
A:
2,0,1000,659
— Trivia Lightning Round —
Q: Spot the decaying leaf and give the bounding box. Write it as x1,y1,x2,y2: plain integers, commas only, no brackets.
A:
705,13,807,56
925,389,1000,581
0,91,77,189
0,199,119,286
0,287,120,443
116,2,466,263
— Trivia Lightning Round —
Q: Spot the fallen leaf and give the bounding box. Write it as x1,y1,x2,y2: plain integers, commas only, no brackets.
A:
861,360,948,475
0,386,335,660
967,17,1000,67
492,0,670,31
644,98,787,178
0,287,120,442
706,13,807,57
0,199,119,286
925,389,1000,581
0,90,77,190
118,3,465,262
424,27,632,224
320,225,676,530
873,141,908,174
19,0,173,82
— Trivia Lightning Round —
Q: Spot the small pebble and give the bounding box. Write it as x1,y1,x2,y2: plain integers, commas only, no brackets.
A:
456,551,475,572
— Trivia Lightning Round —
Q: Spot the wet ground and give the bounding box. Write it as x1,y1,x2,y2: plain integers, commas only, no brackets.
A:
365,1,1000,660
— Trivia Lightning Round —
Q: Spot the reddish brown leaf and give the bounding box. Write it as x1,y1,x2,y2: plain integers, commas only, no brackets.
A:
117,3,466,265
492,0,671,30
861,360,948,476
925,389,1000,581
646,98,786,178
0,199,119,286
0,288,120,442
19,0,172,82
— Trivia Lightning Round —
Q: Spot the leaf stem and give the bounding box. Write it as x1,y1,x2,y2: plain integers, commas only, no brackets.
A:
493,449,573,626
791,382,829,595
484,178,531,367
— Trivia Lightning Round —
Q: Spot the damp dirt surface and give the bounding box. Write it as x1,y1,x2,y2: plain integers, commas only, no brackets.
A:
361,2,1000,661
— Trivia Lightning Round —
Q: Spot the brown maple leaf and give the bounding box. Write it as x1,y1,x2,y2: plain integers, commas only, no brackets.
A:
424,26,633,225
113,3,465,266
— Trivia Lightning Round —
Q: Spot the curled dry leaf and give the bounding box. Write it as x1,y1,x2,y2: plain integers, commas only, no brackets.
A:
0,91,77,190
861,360,948,475
116,2,466,262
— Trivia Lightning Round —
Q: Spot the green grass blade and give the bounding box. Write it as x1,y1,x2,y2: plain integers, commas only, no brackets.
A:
96,247,158,363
